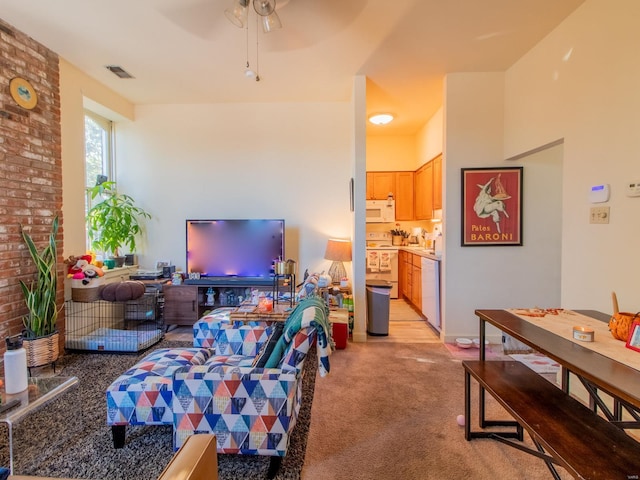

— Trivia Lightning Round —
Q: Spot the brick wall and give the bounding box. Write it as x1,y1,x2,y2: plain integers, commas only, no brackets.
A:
0,18,64,356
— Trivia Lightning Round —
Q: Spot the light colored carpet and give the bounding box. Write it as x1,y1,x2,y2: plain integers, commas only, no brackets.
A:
302,341,572,480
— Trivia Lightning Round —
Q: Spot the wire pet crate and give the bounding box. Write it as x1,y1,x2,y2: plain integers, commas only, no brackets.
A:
65,290,164,352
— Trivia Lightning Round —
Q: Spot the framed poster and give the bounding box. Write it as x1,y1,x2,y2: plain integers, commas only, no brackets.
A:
461,167,523,246
626,320,640,353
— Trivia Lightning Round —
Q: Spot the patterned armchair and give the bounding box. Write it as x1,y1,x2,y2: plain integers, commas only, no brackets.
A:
173,296,331,479
106,296,331,480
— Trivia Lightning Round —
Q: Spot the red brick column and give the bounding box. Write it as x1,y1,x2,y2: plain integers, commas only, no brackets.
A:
0,18,64,355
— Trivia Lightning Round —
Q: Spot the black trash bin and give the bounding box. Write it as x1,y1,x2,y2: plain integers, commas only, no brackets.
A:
366,279,392,336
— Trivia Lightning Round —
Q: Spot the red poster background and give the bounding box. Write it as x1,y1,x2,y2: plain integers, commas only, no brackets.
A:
462,167,522,246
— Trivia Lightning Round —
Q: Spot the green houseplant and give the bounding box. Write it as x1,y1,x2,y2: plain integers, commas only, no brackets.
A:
19,215,61,367
86,181,151,266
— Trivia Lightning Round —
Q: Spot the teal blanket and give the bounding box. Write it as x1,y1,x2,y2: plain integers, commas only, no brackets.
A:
264,296,332,376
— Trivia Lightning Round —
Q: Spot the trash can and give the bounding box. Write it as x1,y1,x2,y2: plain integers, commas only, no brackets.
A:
366,279,392,336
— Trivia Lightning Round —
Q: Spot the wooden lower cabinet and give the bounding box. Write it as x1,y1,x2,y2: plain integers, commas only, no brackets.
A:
410,254,422,308
163,285,199,328
399,250,422,311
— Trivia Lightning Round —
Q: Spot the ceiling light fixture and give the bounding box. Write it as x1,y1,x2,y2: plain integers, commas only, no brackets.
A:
225,0,282,81
368,113,394,125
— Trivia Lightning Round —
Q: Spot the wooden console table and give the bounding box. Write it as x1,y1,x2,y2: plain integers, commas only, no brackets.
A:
229,303,291,323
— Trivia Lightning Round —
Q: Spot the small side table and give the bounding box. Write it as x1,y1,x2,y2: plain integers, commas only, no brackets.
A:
0,376,78,474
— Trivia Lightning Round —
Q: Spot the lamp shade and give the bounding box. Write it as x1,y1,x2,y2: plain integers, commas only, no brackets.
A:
324,239,352,262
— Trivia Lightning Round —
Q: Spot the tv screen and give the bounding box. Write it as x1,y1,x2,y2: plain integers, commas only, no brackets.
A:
186,219,284,278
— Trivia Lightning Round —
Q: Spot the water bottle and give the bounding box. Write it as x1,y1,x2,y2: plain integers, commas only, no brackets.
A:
4,334,28,394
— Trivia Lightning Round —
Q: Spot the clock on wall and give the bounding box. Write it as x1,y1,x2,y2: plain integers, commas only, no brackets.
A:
9,77,38,110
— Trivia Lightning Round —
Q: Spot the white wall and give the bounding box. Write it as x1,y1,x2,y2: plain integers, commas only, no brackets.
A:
441,73,563,342
503,0,640,313
416,107,444,168
114,102,354,286
366,135,417,171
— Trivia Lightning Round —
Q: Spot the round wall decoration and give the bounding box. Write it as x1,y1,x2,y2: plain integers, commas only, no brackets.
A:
9,77,38,110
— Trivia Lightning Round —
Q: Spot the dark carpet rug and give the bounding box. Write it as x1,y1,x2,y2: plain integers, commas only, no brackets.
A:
0,339,317,480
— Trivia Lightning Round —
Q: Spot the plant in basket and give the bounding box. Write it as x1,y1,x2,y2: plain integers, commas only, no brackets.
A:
19,216,61,368
86,180,151,267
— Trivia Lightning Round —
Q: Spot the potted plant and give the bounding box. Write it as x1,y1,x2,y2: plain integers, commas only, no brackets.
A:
19,215,61,368
86,181,151,267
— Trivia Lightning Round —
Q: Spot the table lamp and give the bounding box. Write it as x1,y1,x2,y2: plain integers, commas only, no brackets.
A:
324,238,352,284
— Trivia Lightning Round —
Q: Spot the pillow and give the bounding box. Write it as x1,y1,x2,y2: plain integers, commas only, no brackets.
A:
252,322,285,368
100,281,146,302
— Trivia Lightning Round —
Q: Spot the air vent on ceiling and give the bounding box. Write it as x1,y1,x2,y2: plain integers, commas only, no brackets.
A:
105,65,134,79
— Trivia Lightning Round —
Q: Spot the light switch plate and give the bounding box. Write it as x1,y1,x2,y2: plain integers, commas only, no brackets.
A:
590,206,610,224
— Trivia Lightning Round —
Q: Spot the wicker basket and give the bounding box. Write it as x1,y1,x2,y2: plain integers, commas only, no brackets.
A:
24,332,60,368
71,278,104,302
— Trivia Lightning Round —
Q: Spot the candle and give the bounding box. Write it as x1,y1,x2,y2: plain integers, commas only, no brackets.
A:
573,326,595,342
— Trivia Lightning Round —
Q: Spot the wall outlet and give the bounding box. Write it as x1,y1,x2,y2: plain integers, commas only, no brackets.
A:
590,206,610,224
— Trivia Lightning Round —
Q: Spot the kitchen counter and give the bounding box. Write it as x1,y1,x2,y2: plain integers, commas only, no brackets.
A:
400,246,441,261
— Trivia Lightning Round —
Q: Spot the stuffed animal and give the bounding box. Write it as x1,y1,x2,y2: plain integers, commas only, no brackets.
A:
68,255,104,285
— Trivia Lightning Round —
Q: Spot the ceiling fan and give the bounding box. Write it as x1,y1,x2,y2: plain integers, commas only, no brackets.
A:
225,0,285,32
157,0,366,52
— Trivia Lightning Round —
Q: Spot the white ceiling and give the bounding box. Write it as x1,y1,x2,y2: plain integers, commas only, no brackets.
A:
0,0,584,135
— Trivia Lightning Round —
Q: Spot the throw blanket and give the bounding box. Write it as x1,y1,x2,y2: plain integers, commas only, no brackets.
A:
265,296,332,376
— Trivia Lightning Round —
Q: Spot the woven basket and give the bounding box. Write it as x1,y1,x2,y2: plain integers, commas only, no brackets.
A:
71,278,104,302
72,286,102,302
24,332,60,368
609,292,640,341
609,312,639,341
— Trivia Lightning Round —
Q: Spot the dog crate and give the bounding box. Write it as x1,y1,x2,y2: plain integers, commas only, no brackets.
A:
65,289,164,352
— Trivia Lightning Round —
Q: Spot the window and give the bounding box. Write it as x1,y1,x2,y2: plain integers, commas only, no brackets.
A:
84,110,113,248
84,110,113,189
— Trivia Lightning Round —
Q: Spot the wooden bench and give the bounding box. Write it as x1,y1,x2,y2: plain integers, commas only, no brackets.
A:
463,360,640,480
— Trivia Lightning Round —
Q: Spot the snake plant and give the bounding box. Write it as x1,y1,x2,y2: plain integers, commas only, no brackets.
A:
19,216,60,339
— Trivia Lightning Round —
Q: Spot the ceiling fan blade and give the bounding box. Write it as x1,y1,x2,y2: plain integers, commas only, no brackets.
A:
157,0,223,40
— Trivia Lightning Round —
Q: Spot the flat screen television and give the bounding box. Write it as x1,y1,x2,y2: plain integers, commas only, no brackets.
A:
186,219,284,279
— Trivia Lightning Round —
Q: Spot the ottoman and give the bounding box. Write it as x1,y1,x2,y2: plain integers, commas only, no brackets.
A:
106,347,212,448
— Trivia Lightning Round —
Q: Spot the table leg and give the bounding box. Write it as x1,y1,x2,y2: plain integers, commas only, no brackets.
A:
7,420,14,475
464,368,472,441
560,366,570,394
478,317,487,427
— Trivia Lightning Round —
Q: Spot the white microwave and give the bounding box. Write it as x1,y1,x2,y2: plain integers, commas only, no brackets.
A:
366,199,396,223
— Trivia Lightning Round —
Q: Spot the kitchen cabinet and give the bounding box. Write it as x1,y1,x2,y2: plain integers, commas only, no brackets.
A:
398,250,409,299
399,250,422,311
411,253,422,308
395,171,414,220
366,172,396,200
366,171,414,219
433,155,442,210
415,161,434,220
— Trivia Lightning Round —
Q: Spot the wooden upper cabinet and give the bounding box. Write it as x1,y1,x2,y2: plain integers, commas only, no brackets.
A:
395,171,414,220
366,172,396,200
414,162,434,220
433,155,442,210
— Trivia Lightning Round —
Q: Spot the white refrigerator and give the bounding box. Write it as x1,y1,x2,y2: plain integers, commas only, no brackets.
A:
421,257,441,331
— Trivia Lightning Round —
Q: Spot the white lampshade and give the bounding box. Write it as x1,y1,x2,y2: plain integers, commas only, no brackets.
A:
324,239,352,284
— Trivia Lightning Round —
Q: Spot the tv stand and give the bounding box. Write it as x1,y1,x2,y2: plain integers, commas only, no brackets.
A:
184,277,274,287
163,278,281,329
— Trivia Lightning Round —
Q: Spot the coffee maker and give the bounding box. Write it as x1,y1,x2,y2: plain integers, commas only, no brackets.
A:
408,227,422,245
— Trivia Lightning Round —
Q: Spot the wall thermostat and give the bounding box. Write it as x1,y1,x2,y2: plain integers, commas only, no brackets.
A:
626,181,640,197
589,184,610,203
